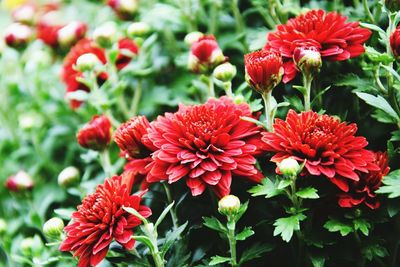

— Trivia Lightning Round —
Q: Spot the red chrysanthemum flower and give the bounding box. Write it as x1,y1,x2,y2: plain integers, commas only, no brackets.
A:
59,176,151,267
338,151,390,209
116,38,139,70
262,110,380,192
265,9,371,83
77,115,112,151
145,97,265,198
62,38,107,109
188,35,225,73
390,26,400,58
244,49,283,94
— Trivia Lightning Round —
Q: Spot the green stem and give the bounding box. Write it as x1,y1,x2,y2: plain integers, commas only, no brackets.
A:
99,149,113,177
162,183,179,231
262,91,274,132
141,221,164,267
227,219,238,267
231,0,247,51
209,0,220,35
302,74,313,111
223,82,234,99
130,79,142,117
208,76,215,98
363,0,375,23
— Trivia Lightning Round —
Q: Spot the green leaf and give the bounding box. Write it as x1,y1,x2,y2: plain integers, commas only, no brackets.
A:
54,208,74,220
248,177,284,198
363,244,389,261
123,206,147,222
161,221,188,258
155,201,175,228
239,243,274,264
310,254,325,267
353,218,371,236
209,255,231,265
296,187,319,199
202,217,227,234
365,46,394,64
273,213,306,242
323,219,353,236
360,22,387,38
277,179,292,190
133,235,155,252
355,92,399,121
234,201,249,221
235,226,254,241
376,169,400,198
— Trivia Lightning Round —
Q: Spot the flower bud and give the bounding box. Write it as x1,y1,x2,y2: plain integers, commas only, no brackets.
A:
293,46,322,77
184,31,204,46
75,53,101,72
244,49,283,94
218,195,241,217
390,27,400,59
18,112,44,130
12,4,36,25
58,166,80,187
127,22,151,37
93,21,118,48
385,0,400,12
77,115,112,151
188,35,225,73
57,21,87,47
108,0,139,20
278,157,301,177
20,237,34,256
213,62,237,82
4,23,33,49
5,171,34,192
0,219,6,235
43,217,64,239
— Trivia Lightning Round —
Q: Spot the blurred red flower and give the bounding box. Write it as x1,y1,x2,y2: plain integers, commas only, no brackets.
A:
59,176,151,267
146,97,265,198
188,35,225,73
338,151,390,209
262,110,380,192
116,38,139,69
77,115,112,151
390,26,400,58
265,9,371,83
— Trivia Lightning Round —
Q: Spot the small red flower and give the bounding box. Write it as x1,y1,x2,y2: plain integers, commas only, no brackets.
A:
262,110,379,192
338,151,390,209
244,49,283,94
116,38,139,70
188,35,225,73
390,26,400,58
265,9,371,83
77,115,112,151
146,97,265,198
59,176,151,267
5,171,34,192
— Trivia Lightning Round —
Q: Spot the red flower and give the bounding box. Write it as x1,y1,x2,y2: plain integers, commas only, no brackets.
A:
338,151,390,209
146,97,265,198
188,35,225,73
262,110,379,192
77,115,112,151
244,49,283,94
59,176,151,267
116,38,139,69
62,38,107,109
265,9,371,83
390,26,400,58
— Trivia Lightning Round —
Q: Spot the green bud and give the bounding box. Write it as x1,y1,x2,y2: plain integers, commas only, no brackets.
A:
233,94,245,104
213,62,237,82
75,53,101,72
43,217,64,239
127,22,151,37
218,195,241,216
58,166,80,188
278,157,301,177
93,22,117,48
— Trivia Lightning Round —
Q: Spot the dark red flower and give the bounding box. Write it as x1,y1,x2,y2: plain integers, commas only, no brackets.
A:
188,35,225,73
62,38,107,109
59,176,151,267
77,115,112,151
5,171,34,192
116,38,139,70
390,26,400,58
262,110,380,192
146,97,265,198
338,151,390,209
265,9,371,83
108,0,139,20
244,49,283,94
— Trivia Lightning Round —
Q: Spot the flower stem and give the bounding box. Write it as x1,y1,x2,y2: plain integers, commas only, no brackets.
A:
99,149,113,177
302,74,313,111
262,91,274,132
362,0,374,23
208,75,215,98
162,183,179,231
231,0,247,51
223,82,234,99
227,219,238,267
130,79,142,117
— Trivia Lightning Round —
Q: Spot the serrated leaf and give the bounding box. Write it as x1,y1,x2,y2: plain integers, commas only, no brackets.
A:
239,243,274,264
353,219,371,236
365,46,394,64
323,219,353,236
376,169,400,198
277,179,292,190
202,217,227,233
235,227,254,241
209,255,231,265
355,92,399,121
234,201,249,221
273,213,306,242
296,187,319,199
248,177,284,198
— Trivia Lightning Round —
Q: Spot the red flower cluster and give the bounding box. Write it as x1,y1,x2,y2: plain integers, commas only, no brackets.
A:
77,115,112,151
265,9,371,82
262,110,379,192
145,97,265,197
60,176,151,267
244,49,283,94
62,38,138,108
338,152,390,209
188,35,225,73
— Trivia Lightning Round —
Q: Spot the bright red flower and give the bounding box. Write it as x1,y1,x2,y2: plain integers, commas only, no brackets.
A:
62,38,107,109
59,176,151,267
188,35,225,73
390,26,400,58
244,49,283,94
116,38,139,69
77,115,112,151
146,97,265,198
338,151,390,209
265,9,371,83
262,110,380,192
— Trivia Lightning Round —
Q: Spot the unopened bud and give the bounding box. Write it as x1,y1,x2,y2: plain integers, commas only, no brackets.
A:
218,195,241,217
278,157,301,177
75,53,101,72
58,166,80,187
213,62,237,82
127,22,151,37
233,95,245,104
43,217,64,239
93,22,117,48
12,4,36,25
184,31,204,46
20,237,34,256
4,23,32,49
5,171,34,192
293,47,322,77
57,21,87,47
